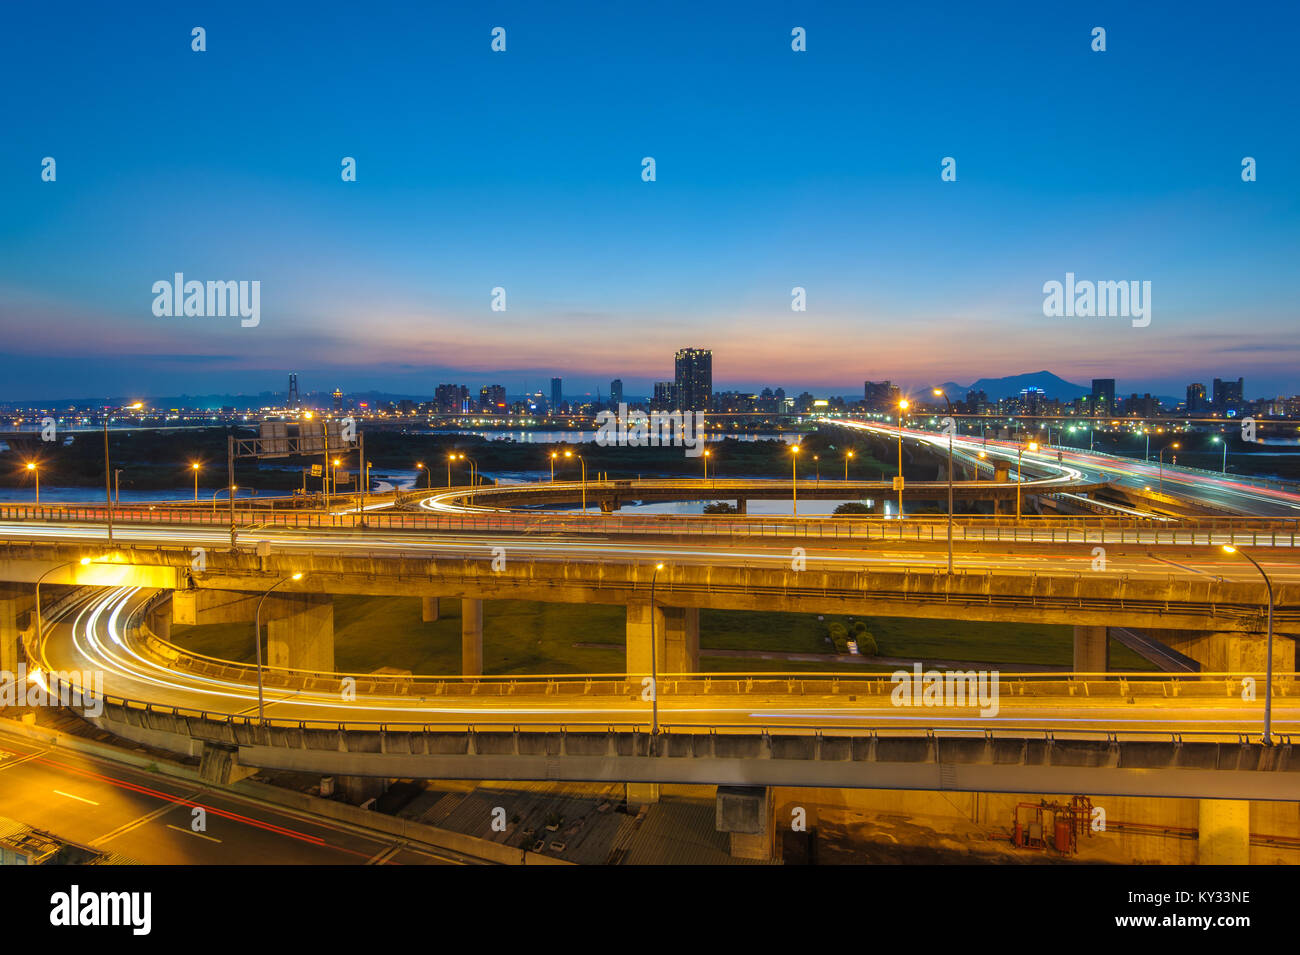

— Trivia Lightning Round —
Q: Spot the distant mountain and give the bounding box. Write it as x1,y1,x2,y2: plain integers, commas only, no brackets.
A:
911,371,1090,402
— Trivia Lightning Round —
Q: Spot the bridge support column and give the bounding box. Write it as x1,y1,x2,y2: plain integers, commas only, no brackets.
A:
662,607,700,674
716,785,775,861
0,584,34,674
626,783,660,806
421,597,440,623
462,599,483,675
1198,800,1250,864
1152,630,1295,673
266,594,334,672
1073,626,1109,673
735,499,747,514
625,600,666,676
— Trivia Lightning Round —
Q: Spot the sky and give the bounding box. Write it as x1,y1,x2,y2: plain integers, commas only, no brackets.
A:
1,0,1298,402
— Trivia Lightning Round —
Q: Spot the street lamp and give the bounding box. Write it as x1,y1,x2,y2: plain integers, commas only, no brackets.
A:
1212,435,1227,473
549,451,559,483
1016,441,1038,521
446,453,462,489
254,572,304,720
844,450,854,482
702,449,711,481
574,454,586,510
1158,442,1180,493
213,485,237,512
789,444,800,516
813,454,820,485
103,402,143,546
897,399,909,519
25,462,39,505
649,562,665,738
933,389,955,574
1222,545,1275,745
35,557,93,644
190,463,200,502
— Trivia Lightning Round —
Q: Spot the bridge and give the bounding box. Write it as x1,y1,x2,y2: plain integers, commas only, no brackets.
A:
1,424,1297,861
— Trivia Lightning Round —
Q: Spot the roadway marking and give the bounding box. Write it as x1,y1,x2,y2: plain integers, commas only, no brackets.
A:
365,845,402,865
166,823,223,843
91,787,209,846
53,789,99,805
0,747,52,773
1147,554,1217,578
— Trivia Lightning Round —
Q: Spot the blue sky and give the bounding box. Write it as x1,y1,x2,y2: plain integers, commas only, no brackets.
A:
1,0,1297,401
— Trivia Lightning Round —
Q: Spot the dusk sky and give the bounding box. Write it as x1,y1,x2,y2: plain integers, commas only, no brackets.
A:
2,1,1297,401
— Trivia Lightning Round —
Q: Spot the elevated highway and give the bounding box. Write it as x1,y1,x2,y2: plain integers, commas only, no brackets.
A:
25,587,1300,801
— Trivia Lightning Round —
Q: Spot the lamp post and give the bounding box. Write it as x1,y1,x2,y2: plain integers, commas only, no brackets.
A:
844,450,854,482
933,389,955,574
790,444,800,516
446,454,461,489
702,449,710,481
896,399,909,519
549,451,559,482
1213,436,1227,473
649,562,664,739
1016,441,1038,521
213,485,237,512
1158,442,1180,493
253,572,304,720
35,557,93,645
26,462,39,505
1222,545,1275,745
103,402,142,546
575,455,586,510
190,463,200,502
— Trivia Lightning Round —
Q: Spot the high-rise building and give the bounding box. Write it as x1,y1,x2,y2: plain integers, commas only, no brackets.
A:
331,388,343,412
863,380,901,412
1213,377,1244,412
1090,379,1116,417
550,377,563,412
287,374,300,408
609,379,623,411
479,384,506,412
1186,383,1207,413
673,348,712,411
652,381,675,411
434,383,469,414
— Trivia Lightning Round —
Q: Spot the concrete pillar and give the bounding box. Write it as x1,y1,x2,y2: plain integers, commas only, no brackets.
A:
421,597,440,623
735,499,747,514
462,598,483,675
625,599,667,676
1198,800,1250,864
626,783,660,806
0,585,34,674
1154,630,1295,673
341,776,389,805
1073,625,1109,673
266,594,334,672
662,607,700,674
716,785,775,861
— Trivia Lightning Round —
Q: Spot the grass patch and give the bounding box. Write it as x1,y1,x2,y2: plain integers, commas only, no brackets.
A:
169,596,1154,674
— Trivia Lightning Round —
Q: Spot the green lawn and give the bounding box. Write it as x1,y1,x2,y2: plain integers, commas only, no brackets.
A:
168,596,1154,674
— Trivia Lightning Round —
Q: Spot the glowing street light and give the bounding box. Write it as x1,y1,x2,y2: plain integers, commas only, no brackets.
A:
896,399,909,519
254,572,304,720
1158,442,1180,493
844,450,854,482
790,444,800,516
25,461,39,505
1016,441,1038,522
1222,545,1275,745
190,462,200,502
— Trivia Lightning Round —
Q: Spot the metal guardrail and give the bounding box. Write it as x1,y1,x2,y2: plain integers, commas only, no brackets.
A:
2,501,1299,546
125,594,1298,702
